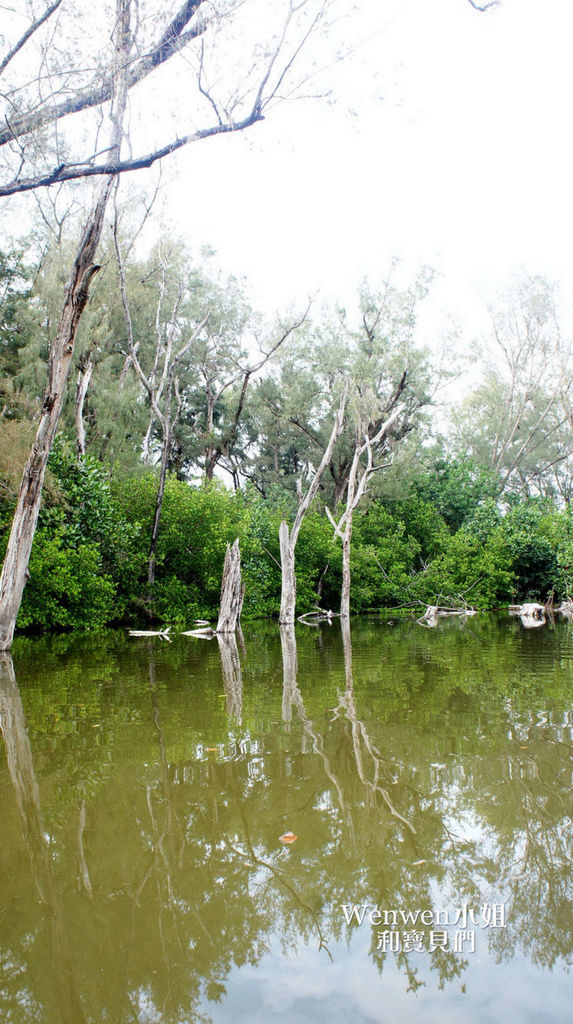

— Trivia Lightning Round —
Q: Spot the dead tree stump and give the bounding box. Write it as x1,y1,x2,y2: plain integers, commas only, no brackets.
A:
216,539,245,634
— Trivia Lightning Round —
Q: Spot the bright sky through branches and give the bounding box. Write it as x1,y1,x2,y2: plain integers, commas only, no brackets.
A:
1,0,571,341
150,0,573,337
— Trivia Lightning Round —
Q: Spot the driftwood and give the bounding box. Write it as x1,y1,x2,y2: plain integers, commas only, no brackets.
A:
509,602,547,628
509,602,545,617
297,607,339,626
129,627,171,641
417,605,477,628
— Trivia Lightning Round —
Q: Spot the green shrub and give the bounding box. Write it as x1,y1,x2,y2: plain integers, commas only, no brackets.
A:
410,528,514,609
17,532,116,630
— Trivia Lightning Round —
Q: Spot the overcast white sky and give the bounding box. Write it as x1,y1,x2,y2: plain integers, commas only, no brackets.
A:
3,0,571,347
151,0,573,343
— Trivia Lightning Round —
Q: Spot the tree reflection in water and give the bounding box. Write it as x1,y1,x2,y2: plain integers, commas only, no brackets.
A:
0,618,571,1022
0,653,87,1024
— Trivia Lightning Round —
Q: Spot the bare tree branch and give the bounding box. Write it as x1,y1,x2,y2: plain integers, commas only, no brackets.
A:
0,106,264,196
0,0,64,75
0,0,206,147
0,0,132,652
203,304,309,479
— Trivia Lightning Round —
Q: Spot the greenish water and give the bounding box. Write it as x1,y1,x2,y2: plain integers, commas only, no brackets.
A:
1,614,572,1024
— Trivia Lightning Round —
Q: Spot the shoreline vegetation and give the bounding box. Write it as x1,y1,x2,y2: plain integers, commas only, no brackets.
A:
2,245,573,640
2,437,573,638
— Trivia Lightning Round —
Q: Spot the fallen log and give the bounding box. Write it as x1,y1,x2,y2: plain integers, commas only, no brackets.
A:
509,602,545,619
417,605,477,627
509,602,546,628
297,607,339,625
129,627,171,641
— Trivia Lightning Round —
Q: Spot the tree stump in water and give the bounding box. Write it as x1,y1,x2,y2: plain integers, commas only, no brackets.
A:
216,539,245,634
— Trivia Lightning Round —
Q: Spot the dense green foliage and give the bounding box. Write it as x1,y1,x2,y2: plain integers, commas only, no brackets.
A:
2,234,573,634
1,438,572,633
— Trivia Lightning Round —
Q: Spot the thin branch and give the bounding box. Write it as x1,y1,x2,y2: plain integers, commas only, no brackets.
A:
251,2,295,116
197,37,223,126
261,5,324,112
0,0,206,147
0,109,264,195
0,0,64,75
113,194,165,427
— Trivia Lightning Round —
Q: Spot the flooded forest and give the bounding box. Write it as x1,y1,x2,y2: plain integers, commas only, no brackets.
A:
1,1,572,1022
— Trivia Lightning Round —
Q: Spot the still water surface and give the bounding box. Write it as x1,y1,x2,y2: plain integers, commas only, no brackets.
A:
0,615,572,1023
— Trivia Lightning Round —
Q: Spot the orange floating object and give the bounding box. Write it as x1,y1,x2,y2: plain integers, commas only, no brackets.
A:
279,831,298,844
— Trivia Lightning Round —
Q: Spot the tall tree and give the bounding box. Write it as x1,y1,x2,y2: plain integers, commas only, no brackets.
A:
170,282,307,483
114,225,209,597
0,0,339,649
279,383,347,624
0,0,132,650
452,276,573,499
324,279,433,617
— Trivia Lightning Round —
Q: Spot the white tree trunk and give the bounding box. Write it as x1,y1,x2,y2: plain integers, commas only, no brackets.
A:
278,387,348,625
74,356,93,459
0,184,113,650
339,436,360,620
279,522,297,625
216,539,244,633
340,509,354,620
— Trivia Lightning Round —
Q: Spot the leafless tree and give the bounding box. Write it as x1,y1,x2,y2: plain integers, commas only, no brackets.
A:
326,394,404,619
279,384,347,624
114,221,209,595
0,0,335,196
